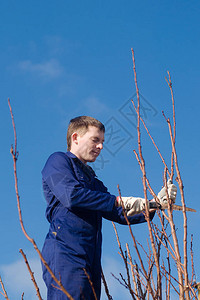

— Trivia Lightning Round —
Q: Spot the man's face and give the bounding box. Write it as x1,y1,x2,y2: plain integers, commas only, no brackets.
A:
72,126,104,164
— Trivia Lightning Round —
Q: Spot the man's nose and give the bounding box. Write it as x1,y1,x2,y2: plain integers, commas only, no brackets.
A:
97,143,103,150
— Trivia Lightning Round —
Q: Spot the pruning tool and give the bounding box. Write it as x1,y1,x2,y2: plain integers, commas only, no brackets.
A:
149,201,196,212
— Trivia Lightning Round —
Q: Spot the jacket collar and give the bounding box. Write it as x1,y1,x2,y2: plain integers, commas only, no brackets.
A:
65,151,97,177
65,151,77,159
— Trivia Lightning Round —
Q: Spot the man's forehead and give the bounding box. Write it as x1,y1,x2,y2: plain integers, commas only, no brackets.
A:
75,125,99,134
87,126,104,138
87,125,103,133
75,125,104,139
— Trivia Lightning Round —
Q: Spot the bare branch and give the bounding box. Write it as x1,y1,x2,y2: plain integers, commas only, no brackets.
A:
131,99,170,178
165,71,176,181
126,244,140,300
116,184,155,298
19,249,43,300
190,234,196,284
131,48,162,299
0,276,9,300
101,269,113,300
8,98,74,300
83,268,98,300
112,222,135,298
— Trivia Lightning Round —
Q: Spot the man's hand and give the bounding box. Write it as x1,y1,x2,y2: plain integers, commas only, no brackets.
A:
157,179,177,205
116,196,148,216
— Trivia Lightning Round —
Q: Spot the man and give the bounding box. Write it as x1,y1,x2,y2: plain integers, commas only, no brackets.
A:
41,116,177,299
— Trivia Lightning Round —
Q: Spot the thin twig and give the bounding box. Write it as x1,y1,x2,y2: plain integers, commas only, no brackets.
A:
134,263,145,299
19,249,43,300
164,233,171,300
168,118,189,298
112,222,135,299
131,99,170,178
8,98,74,300
126,244,140,300
111,273,127,289
83,268,98,300
163,109,189,299
101,268,113,300
131,48,161,299
0,276,9,300
151,222,177,261
165,71,176,181
117,184,155,298
163,165,184,297
190,234,196,284
119,273,137,300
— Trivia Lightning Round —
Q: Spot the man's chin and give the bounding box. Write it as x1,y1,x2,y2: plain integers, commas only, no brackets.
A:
87,155,98,163
88,158,96,163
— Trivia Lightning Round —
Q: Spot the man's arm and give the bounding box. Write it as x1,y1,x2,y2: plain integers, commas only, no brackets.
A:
102,180,177,224
102,206,155,225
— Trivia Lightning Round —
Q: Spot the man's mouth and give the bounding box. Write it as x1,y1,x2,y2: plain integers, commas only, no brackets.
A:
92,151,100,156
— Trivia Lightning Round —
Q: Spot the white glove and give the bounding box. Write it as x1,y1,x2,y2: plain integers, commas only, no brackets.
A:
116,196,148,216
157,179,177,204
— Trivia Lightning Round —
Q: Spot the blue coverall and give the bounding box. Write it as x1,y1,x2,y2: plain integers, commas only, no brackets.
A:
41,151,154,299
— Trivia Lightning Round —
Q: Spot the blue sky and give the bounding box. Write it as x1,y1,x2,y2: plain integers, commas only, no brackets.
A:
0,1,200,299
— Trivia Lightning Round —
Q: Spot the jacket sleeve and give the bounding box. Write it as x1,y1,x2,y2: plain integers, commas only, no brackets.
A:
42,152,116,212
102,206,155,225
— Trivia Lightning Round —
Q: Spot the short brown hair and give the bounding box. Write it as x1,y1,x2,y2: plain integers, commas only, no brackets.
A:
67,116,105,151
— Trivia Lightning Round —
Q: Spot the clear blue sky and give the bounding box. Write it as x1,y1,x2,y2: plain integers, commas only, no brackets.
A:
0,1,200,299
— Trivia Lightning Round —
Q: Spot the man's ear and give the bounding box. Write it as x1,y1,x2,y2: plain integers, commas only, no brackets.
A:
71,132,79,145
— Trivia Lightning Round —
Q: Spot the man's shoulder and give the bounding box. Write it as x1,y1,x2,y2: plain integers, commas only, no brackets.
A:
46,151,68,163
42,152,72,175
46,151,76,162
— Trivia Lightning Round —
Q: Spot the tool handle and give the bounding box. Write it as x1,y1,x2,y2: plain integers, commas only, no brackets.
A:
149,202,161,209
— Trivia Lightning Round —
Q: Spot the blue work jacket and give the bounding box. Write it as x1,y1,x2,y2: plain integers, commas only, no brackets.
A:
41,151,154,300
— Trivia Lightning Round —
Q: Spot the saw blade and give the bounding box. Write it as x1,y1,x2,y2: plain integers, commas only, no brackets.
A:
149,202,196,212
